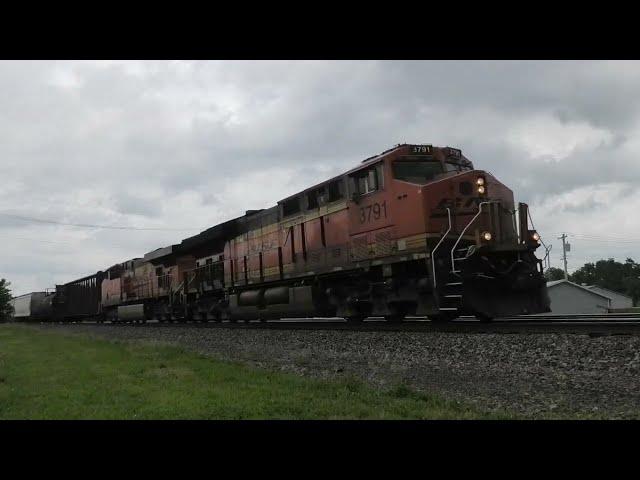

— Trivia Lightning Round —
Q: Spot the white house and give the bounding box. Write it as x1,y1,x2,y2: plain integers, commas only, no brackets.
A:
584,285,633,309
546,280,612,314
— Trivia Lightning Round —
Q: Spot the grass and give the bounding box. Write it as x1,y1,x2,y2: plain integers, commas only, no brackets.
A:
0,324,503,419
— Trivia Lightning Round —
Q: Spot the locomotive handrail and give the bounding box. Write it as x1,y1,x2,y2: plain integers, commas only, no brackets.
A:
430,207,452,289
526,207,549,271
450,201,498,274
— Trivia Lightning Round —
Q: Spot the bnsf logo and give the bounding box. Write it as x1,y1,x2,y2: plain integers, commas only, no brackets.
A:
436,197,480,210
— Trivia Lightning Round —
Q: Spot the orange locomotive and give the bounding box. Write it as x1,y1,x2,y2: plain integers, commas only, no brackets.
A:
96,143,550,324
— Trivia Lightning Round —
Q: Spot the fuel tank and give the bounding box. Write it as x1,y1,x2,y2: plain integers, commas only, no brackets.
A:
117,303,146,321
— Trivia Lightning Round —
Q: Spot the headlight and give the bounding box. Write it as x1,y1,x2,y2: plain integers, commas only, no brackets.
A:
476,177,485,186
478,185,486,194
482,231,492,241
532,232,540,242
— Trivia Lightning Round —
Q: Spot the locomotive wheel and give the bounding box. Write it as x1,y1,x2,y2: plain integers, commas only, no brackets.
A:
200,312,209,323
475,313,494,323
384,314,405,323
385,304,408,323
345,315,367,323
428,312,458,323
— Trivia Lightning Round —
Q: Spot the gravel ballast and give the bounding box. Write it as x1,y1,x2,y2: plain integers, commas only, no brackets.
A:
28,323,640,418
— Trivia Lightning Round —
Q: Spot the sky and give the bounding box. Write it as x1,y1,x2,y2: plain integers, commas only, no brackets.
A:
1,60,639,296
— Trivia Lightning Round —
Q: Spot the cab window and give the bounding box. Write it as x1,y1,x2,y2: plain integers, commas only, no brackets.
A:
306,188,322,209
327,179,344,202
351,163,384,196
393,160,443,184
306,179,345,209
445,162,472,173
282,197,301,217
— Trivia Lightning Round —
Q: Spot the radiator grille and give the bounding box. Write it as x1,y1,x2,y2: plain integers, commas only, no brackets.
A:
351,236,369,260
308,251,323,265
374,230,394,257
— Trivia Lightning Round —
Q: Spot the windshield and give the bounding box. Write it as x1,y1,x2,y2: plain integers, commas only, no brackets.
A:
393,160,443,184
393,160,470,184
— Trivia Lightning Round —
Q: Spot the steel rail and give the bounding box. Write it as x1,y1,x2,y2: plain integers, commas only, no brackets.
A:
33,316,640,336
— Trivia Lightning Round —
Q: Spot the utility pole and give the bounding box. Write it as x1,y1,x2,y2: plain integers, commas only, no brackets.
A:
544,244,553,270
558,233,569,280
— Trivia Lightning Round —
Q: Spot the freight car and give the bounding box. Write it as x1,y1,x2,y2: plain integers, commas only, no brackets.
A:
52,271,105,321
9,291,54,322
89,143,550,324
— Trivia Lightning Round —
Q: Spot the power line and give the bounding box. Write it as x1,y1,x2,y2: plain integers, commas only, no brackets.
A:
568,238,640,245
0,212,202,232
550,231,640,242
0,234,141,250
0,235,83,246
570,235,640,242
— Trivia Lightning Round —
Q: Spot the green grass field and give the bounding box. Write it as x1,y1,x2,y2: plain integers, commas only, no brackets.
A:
0,324,501,419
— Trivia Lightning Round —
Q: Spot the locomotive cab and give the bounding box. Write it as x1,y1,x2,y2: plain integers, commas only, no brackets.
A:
393,145,549,319
346,144,550,320
390,146,474,184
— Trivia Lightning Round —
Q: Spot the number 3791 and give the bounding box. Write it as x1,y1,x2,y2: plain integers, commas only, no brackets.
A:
359,201,387,223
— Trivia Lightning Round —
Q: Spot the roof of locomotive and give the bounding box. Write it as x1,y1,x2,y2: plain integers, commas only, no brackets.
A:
118,144,476,266
357,143,472,168
180,216,242,251
143,245,176,262
142,206,280,263
278,143,472,204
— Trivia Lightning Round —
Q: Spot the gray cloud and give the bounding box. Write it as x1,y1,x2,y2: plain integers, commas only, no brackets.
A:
1,60,639,295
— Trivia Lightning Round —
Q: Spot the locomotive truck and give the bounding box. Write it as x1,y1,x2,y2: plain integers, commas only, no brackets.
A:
29,144,551,324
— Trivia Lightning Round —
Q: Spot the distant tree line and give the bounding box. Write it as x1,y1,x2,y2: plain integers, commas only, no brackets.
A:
0,278,13,322
545,258,640,306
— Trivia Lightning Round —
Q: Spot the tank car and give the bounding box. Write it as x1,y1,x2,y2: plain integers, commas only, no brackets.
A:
9,291,54,322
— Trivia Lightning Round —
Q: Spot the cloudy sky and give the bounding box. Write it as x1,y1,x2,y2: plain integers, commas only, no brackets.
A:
1,60,639,295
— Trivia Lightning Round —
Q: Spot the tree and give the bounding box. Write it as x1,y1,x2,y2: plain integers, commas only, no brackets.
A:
0,278,13,322
623,277,640,307
570,261,597,286
569,258,640,306
544,267,566,281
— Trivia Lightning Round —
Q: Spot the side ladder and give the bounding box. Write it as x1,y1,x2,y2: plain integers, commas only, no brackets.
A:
430,208,464,315
433,201,497,316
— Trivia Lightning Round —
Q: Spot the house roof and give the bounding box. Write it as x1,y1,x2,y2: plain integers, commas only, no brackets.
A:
584,285,632,300
546,279,612,300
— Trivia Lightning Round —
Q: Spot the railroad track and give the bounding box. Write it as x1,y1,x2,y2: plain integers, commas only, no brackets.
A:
34,314,640,335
